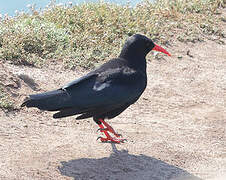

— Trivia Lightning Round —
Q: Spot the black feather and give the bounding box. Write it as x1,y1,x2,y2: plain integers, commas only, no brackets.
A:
21,89,72,111
21,34,165,122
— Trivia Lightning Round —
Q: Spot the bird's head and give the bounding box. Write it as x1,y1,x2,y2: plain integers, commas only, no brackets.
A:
119,34,171,59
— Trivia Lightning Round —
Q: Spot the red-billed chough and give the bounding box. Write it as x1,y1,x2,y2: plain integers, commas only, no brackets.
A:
21,34,171,143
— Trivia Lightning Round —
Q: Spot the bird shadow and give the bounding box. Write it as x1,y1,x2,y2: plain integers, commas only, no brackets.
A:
58,144,202,180
18,74,40,91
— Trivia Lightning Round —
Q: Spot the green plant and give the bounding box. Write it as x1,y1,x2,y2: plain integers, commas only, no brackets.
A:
0,0,224,69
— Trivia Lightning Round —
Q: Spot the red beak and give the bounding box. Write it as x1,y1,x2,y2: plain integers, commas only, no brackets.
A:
153,43,171,56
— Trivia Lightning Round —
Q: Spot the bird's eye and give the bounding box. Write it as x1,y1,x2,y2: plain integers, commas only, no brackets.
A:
146,41,151,47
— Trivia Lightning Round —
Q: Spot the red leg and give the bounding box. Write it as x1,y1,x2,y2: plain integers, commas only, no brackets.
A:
97,119,126,143
99,119,121,137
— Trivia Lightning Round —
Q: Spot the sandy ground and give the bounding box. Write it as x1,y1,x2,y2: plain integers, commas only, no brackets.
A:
0,15,226,180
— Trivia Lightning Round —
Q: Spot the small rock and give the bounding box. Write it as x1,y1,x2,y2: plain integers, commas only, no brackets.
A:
187,50,194,58
177,56,183,59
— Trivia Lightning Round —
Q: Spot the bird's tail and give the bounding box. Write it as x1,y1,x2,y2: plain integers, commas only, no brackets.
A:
21,89,72,111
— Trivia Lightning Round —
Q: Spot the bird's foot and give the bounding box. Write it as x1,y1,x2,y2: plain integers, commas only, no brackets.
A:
97,119,126,143
97,136,126,144
98,119,122,137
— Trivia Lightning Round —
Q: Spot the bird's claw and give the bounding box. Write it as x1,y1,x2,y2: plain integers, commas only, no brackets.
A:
116,133,122,137
97,128,107,132
96,136,102,141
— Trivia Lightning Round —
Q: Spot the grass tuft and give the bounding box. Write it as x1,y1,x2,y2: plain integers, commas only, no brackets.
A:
0,85,14,110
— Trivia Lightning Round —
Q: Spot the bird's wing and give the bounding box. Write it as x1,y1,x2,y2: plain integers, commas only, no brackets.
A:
62,72,98,89
56,67,145,116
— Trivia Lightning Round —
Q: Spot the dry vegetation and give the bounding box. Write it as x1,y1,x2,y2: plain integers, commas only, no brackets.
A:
0,0,225,68
0,0,225,109
0,85,13,109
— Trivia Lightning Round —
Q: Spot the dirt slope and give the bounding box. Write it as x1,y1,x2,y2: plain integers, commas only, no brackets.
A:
0,18,226,180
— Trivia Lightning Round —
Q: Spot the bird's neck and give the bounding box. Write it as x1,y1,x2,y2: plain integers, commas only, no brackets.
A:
119,51,147,72
119,47,146,59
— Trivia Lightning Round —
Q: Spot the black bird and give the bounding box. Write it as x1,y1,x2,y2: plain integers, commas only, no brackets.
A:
21,34,171,143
